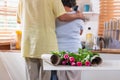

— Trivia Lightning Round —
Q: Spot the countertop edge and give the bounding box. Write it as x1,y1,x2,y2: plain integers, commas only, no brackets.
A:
0,49,120,54
92,49,120,54
0,50,21,53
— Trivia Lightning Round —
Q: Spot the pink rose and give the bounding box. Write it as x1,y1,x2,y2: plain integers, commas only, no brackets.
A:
62,60,67,65
64,53,69,59
69,57,75,62
71,62,76,66
76,62,82,66
85,61,91,66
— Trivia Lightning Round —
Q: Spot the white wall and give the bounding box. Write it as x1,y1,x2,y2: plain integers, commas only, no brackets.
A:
80,14,99,41
77,0,100,41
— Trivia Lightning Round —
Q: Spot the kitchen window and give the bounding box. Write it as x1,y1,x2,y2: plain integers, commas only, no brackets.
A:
0,0,20,49
98,0,120,36
0,0,19,29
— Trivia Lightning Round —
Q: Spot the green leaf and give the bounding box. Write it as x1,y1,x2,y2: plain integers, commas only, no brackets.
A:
78,48,83,54
50,48,101,66
51,51,59,55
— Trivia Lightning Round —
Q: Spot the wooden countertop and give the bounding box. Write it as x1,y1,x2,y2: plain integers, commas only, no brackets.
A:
0,49,120,54
0,50,20,53
92,48,120,54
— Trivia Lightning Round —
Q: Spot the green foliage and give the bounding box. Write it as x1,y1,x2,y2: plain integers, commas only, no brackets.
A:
51,48,100,64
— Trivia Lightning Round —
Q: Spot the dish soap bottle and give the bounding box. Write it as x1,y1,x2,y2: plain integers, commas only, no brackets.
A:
85,27,93,50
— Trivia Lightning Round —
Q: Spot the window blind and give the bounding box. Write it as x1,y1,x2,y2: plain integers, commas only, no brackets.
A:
0,0,19,29
0,0,19,46
98,0,120,36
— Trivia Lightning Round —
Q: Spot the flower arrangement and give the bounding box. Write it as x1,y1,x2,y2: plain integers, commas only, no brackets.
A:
50,48,102,66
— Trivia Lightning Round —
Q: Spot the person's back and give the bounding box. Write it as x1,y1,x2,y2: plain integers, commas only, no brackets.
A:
56,0,85,80
56,11,84,52
56,11,84,80
18,0,66,58
17,0,66,80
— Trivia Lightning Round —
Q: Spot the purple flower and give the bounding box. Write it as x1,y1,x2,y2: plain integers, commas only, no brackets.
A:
69,57,75,62
85,61,91,66
63,53,69,59
76,62,82,66
71,62,76,66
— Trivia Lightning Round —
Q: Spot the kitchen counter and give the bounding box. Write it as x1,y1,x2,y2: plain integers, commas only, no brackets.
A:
0,50,120,80
0,49,120,54
0,50,20,53
92,48,120,54
43,60,120,70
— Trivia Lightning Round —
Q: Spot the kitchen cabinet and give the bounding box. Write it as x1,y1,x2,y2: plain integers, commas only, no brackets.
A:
0,51,26,80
